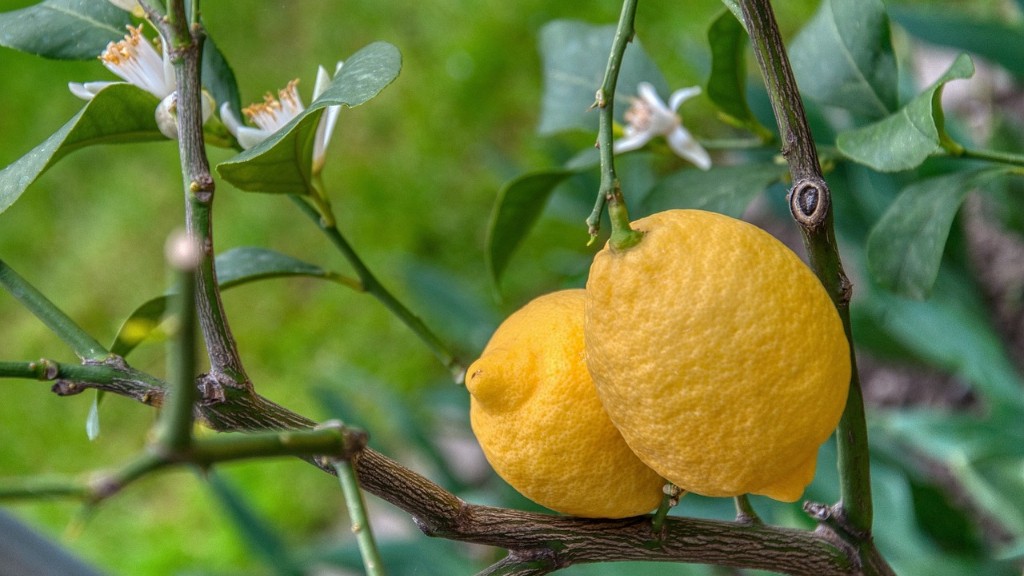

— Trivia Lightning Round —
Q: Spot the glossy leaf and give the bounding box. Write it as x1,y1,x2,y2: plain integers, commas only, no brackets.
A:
891,7,1024,78
537,20,667,135
789,0,898,119
202,33,241,118
0,0,128,60
111,247,352,356
486,170,577,286
0,84,163,215
867,168,1006,300
217,42,402,195
706,10,770,138
837,54,974,172
642,162,786,218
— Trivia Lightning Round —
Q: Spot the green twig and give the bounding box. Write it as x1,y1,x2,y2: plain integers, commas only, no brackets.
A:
289,195,464,382
333,455,386,576
738,0,876,543
156,235,200,450
0,260,109,361
0,360,118,383
586,0,643,250
957,146,1024,168
650,483,682,534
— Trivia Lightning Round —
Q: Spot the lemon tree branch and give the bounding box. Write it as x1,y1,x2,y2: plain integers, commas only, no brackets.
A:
738,0,882,567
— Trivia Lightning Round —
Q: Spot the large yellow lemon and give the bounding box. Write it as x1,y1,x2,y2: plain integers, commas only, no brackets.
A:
466,289,665,518
584,209,850,502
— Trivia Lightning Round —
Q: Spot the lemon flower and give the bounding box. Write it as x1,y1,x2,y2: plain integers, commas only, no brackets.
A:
613,82,711,170
220,62,343,175
68,25,209,139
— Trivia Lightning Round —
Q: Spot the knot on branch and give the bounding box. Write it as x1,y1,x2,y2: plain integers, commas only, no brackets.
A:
788,179,830,230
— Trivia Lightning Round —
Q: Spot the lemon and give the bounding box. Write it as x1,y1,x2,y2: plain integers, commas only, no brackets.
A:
584,209,850,502
466,289,665,518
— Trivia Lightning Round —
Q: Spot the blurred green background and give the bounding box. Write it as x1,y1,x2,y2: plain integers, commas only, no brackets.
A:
1,0,1022,574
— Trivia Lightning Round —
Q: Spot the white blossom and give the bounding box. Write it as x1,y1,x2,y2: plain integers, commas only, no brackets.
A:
220,62,343,175
614,82,711,170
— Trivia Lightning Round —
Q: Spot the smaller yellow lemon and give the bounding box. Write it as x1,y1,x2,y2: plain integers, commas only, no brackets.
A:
466,289,665,518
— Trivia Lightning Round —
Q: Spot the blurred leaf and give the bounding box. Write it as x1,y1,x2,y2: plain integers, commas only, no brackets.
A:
206,471,302,576
951,457,1024,550
866,168,1006,299
201,33,241,118
705,10,771,138
856,271,1024,405
486,169,577,287
86,391,102,440
910,476,986,554
789,0,898,119
0,0,128,60
891,7,1024,78
642,162,786,218
111,247,351,356
313,538,473,576
536,20,667,135
0,84,163,215
217,41,402,195
837,54,974,172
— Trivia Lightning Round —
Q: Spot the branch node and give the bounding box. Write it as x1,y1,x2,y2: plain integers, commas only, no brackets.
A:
788,178,830,229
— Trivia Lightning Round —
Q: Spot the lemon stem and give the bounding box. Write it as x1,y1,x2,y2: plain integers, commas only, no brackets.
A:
587,0,643,250
650,482,682,534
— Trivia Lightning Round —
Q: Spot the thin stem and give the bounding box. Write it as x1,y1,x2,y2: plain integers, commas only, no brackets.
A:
0,360,120,383
733,495,762,525
289,195,464,382
650,482,681,534
149,0,251,395
0,260,109,361
156,236,200,450
333,458,386,576
586,0,642,250
738,0,876,542
957,146,1024,168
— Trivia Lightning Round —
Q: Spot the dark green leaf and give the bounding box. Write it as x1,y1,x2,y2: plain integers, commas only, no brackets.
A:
837,54,974,172
789,0,898,119
537,20,667,135
892,7,1024,78
201,32,241,118
866,168,1005,299
206,471,301,576
486,170,576,286
0,83,163,215
111,247,350,356
718,0,746,32
705,10,770,138
855,271,1024,405
217,42,402,195
0,0,128,60
642,162,786,218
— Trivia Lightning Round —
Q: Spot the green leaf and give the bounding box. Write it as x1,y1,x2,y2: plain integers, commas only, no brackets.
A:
537,20,667,136
789,0,898,119
202,33,241,118
891,7,1024,78
705,10,770,138
111,247,352,356
718,0,746,32
0,83,164,215
855,270,1024,405
486,169,577,286
837,54,974,172
866,168,1005,299
641,163,786,218
0,0,128,60
217,41,402,195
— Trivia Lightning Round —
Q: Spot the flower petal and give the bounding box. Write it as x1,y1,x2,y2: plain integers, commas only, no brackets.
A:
613,129,656,154
667,86,701,112
667,127,711,170
68,81,115,100
636,82,670,115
